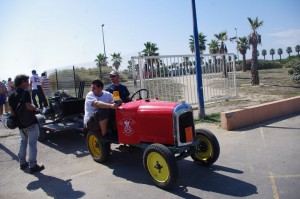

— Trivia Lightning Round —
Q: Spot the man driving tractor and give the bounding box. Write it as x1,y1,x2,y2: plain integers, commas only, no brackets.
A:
84,79,119,137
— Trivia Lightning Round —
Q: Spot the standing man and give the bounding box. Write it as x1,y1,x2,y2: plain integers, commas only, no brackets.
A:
8,74,45,173
6,77,15,95
0,79,7,119
106,71,131,103
84,79,119,137
41,72,51,103
29,70,43,109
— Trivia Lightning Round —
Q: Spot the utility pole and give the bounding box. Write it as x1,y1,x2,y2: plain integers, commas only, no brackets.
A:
235,28,239,61
191,0,205,118
101,24,106,59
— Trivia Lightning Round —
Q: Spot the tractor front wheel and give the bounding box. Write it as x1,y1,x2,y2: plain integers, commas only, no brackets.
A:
86,131,111,163
191,129,220,166
143,144,178,190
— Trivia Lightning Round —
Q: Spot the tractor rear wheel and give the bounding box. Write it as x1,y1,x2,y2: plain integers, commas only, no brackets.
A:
143,144,178,190
86,131,111,163
191,129,220,166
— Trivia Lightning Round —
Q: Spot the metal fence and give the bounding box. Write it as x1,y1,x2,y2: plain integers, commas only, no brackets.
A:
45,53,236,105
131,53,237,105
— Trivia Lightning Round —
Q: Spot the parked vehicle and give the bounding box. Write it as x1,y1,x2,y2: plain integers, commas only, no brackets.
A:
36,90,85,141
86,89,220,189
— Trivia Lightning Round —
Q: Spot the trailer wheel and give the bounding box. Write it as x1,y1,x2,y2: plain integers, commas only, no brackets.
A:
143,144,178,190
191,129,220,166
86,131,111,163
36,114,47,142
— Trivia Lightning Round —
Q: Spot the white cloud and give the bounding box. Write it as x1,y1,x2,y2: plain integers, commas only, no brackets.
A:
267,29,300,38
267,29,300,47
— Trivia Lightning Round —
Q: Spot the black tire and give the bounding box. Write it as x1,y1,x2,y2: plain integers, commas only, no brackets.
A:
36,114,47,142
143,144,178,190
86,131,111,163
191,129,220,166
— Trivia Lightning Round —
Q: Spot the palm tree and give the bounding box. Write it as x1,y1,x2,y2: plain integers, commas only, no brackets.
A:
214,31,228,54
286,47,292,58
127,60,132,72
295,45,300,56
189,32,207,54
142,42,159,74
214,31,228,77
95,53,107,80
270,48,275,60
111,52,122,71
208,40,219,67
208,40,219,54
248,17,263,85
262,49,267,60
237,36,250,72
277,48,283,61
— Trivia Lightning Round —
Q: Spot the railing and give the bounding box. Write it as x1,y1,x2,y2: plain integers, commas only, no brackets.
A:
131,53,237,105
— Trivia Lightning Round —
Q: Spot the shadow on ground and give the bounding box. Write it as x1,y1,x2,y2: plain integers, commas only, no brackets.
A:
41,130,89,158
27,172,85,198
102,148,257,199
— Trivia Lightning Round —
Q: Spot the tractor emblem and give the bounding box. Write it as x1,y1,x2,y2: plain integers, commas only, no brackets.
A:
119,118,136,136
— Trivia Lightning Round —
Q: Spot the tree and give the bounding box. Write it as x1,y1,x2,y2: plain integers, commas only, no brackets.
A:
214,31,228,54
189,32,207,54
270,48,275,60
237,36,250,72
214,31,228,77
127,60,132,72
208,40,219,66
277,48,283,61
208,40,219,54
295,45,300,56
111,52,122,71
248,17,263,85
286,47,292,58
95,53,107,80
142,42,159,74
262,49,267,60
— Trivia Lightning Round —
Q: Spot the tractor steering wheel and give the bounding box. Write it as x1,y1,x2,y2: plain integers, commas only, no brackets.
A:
130,89,149,101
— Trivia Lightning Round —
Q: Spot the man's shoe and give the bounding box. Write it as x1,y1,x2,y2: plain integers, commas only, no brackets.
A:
29,164,45,174
20,162,29,170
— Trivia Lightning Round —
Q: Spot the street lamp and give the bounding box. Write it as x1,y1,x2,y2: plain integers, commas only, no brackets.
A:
235,28,239,61
101,24,106,59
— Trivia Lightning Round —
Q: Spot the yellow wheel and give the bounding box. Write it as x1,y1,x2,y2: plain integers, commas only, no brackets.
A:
143,144,177,190
86,131,110,163
191,129,220,166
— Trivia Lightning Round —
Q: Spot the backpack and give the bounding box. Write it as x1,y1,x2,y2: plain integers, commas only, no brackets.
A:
16,91,37,128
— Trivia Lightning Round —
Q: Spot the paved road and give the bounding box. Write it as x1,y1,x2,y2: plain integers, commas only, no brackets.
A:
0,113,299,199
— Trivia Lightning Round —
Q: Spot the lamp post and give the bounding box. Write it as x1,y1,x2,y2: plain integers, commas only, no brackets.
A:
235,28,239,61
101,24,106,59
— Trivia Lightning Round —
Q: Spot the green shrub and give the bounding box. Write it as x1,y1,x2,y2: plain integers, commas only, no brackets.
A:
288,59,300,84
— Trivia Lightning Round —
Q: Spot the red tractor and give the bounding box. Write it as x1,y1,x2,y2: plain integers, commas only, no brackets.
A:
86,89,220,189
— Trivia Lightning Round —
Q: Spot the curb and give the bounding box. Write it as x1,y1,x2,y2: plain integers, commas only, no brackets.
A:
220,96,300,130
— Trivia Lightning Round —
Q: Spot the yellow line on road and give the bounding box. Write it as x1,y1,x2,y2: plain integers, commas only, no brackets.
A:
269,172,279,199
260,127,266,148
70,170,93,178
272,174,300,178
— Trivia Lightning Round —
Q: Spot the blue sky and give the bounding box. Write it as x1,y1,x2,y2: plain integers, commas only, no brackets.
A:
0,0,299,81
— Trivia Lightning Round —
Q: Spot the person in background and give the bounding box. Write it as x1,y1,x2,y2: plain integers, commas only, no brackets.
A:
6,77,15,95
29,70,43,109
0,79,8,119
41,72,51,103
106,71,131,103
8,74,45,173
84,79,119,137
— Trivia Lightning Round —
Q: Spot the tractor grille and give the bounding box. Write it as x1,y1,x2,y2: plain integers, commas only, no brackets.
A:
178,111,194,143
